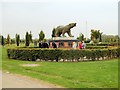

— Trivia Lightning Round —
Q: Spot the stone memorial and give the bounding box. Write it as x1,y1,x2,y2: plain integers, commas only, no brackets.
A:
48,23,79,48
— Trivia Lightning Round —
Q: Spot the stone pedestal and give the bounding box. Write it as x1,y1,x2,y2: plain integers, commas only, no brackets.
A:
48,37,79,48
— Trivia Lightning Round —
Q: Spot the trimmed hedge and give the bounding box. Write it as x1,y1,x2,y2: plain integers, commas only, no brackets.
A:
86,46,108,49
86,43,108,46
86,42,118,46
7,47,120,62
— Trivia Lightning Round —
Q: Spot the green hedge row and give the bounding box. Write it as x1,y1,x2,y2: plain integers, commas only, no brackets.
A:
19,46,108,49
86,42,118,46
7,48,120,62
86,46,108,49
86,43,108,46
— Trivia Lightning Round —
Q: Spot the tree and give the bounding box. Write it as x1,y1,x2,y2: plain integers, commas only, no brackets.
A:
39,30,45,41
1,36,5,46
102,34,119,43
91,29,102,42
29,31,33,43
99,32,103,42
6,34,10,45
52,28,56,37
25,32,30,46
77,33,84,41
16,34,20,46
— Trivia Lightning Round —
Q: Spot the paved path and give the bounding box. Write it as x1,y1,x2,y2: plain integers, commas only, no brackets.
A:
0,71,61,88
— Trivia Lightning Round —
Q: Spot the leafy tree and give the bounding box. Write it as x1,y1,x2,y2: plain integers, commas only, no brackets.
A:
1,36,5,46
52,28,56,37
39,30,45,41
91,29,102,42
77,33,84,41
25,32,30,46
16,34,20,46
6,34,10,45
91,29,99,40
102,34,119,43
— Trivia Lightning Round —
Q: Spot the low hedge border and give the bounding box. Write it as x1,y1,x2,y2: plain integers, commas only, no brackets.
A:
86,42,118,46
7,47,120,62
86,46,108,49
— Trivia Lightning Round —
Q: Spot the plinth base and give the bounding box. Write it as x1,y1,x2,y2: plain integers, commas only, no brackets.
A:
48,37,79,48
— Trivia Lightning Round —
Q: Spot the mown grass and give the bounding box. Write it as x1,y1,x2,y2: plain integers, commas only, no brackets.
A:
1,46,118,88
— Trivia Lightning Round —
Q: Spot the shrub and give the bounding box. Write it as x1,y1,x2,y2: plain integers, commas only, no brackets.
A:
86,46,108,49
7,47,119,62
86,43,118,46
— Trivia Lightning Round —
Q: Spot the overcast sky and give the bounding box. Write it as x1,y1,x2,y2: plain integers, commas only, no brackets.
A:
1,0,119,39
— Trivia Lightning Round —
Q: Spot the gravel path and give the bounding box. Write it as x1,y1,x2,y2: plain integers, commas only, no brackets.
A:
1,71,62,88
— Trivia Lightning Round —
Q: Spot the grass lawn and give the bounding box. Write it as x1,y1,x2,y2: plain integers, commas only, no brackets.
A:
1,46,118,88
